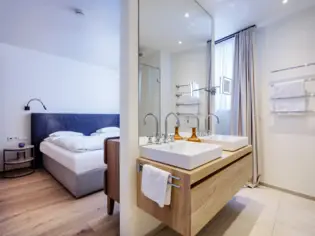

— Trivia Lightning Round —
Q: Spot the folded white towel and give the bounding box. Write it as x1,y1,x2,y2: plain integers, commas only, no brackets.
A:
177,95,199,104
141,164,171,208
272,98,306,112
271,80,305,98
177,105,199,114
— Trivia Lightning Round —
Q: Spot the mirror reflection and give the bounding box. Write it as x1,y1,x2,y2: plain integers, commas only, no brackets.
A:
138,0,213,144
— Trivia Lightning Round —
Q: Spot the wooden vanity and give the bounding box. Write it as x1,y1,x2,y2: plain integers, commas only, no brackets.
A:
137,145,253,236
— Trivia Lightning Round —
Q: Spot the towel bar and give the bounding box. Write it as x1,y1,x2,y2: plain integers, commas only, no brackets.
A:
137,164,181,188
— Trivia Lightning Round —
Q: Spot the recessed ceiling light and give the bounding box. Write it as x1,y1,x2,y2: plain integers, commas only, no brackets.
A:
282,0,288,4
184,12,190,18
178,41,182,45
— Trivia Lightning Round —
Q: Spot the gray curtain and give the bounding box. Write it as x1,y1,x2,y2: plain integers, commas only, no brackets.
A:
231,28,259,186
206,41,212,131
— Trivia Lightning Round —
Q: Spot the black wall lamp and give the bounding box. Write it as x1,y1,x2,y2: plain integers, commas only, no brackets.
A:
24,98,47,111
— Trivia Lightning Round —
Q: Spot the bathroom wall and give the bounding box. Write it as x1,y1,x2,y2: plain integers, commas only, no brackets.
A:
256,6,315,197
139,52,161,136
120,1,161,235
171,45,208,132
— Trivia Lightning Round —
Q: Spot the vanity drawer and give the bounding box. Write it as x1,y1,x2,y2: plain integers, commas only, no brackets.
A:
190,153,252,235
137,146,253,236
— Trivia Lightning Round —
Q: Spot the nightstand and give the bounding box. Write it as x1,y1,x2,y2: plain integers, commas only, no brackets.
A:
2,145,35,178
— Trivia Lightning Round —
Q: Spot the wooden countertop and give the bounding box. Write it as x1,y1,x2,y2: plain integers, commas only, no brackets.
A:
138,145,252,185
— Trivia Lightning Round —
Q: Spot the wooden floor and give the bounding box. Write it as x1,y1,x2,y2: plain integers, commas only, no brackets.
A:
0,170,119,236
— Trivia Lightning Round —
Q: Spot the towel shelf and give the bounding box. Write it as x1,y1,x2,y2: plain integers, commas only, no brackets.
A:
271,62,315,73
137,164,181,188
270,77,315,86
176,112,200,116
270,93,315,100
271,110,315,114
176,103,200,106
176,83,191,89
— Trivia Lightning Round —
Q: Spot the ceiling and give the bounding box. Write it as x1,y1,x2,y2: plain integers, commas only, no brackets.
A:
140,0,315,52
0,0,120,69
140,0,211,53
200,0,315,39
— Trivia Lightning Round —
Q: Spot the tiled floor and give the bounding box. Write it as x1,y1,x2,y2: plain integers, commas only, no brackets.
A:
155,186,315,236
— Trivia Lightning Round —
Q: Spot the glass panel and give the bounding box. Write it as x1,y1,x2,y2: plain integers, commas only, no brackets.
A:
138,63,160,137
214,37,235,135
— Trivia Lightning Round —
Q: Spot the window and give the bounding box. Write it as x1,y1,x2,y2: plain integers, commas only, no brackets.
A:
214,37,235,135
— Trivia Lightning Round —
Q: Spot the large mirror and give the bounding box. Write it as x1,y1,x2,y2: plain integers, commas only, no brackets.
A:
138,0,213,144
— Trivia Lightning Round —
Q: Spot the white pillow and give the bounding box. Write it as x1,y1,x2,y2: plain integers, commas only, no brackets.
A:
91,131,120,137
49,131,84,137
96,127,120,133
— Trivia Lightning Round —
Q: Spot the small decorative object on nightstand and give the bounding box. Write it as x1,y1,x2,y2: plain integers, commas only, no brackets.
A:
2,145,35,178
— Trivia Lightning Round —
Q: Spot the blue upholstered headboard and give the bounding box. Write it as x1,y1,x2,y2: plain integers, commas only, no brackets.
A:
31,113,120,167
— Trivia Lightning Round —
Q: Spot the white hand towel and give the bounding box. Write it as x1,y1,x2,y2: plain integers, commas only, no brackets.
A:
272,98,306,112
271,80,305,98
177,95,199,104
177,105,199,114
141,164,171,208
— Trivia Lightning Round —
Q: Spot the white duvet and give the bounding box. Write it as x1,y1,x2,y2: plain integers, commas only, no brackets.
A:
45,134,118,153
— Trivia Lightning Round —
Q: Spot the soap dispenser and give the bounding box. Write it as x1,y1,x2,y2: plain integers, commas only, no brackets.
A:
188,127,201,142
174,126,183,140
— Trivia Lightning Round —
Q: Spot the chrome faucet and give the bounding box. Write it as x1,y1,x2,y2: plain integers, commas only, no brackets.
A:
143,113,159,137
186,113,200,133
205,113,220,134
164,112,180,142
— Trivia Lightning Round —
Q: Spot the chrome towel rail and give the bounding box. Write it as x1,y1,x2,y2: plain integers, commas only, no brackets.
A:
176,112,199,116
271,62,315,73
137,163,181,188
271,110,315,114
176,83,191,89
271,93,315,100
270,77,315,86
176,103,200,106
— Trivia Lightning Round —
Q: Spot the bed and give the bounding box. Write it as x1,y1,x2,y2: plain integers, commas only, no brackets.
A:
31,113,120,198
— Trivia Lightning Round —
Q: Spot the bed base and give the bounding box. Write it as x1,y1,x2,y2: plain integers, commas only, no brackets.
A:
43,154,106,198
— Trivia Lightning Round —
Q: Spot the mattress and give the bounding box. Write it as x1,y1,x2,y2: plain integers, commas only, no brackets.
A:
40,141,106,174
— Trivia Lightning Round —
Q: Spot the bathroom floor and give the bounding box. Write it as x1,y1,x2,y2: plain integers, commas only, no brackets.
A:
155,186,315,236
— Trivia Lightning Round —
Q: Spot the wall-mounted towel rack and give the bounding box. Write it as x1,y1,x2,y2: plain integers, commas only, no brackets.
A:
271,62,315,73
271,110,315,114
176,103,200,106
175,92,192,97
270,77,315,86
176,112,199,116
137,164,181,188
271,93,315,100
176,83,191,89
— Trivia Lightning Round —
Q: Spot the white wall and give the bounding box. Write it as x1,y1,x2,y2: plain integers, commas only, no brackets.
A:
120,0,160,235
0,43,119,168
139,52,161,136
256,7,315,196
0,0,120,169
0,0,120,69
171,45,208,132
160,51,173,133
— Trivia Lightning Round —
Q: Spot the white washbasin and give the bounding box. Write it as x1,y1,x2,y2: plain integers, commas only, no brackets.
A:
140,141,222,170
202,135,248,151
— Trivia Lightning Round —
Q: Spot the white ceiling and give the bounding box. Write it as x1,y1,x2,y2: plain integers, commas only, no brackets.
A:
140,0,315,52
140,0,211,53
201,0,315,39
0,0,120,69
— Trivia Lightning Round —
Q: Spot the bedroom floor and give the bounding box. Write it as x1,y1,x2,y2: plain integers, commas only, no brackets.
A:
1,171,315,236
0,170,119,236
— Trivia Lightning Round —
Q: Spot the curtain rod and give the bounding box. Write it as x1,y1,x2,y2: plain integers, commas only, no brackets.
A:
207,25,256,45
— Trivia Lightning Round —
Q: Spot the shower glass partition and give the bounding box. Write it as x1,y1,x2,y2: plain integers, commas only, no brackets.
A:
138,63,161,137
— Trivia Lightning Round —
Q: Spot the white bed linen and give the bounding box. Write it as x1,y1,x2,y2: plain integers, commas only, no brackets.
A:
45,136,108,152
40,141,105,174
